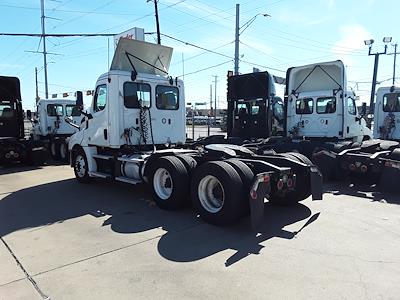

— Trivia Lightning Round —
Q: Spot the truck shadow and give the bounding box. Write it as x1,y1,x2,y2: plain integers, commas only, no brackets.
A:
323,181,400,205
0,165,43,175
0,179,318,267
157,204,317,267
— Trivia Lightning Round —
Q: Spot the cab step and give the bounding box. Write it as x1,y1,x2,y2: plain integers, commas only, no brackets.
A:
115,176,142,185
93,154,113,160
89,171,111,179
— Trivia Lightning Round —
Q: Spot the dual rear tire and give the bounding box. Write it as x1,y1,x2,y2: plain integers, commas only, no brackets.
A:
150,156,250,226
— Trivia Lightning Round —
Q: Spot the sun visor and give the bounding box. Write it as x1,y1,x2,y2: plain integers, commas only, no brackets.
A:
287,60,346,94
0,76,21,101
110,38,173,75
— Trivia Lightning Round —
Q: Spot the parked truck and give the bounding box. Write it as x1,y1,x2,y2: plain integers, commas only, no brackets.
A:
67,38,322,228
31,98,81,162
373,86,400,141
0,76,46,165
215,60,400,191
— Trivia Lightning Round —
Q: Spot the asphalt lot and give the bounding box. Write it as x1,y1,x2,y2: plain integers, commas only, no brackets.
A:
0,164,399,300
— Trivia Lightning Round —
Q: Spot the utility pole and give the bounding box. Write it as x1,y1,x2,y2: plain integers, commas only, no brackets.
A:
148,0,161,44
393,43,398,86
213,75,218,124
35,67,39,104
210,84,213,114
234,4,240,75
364,37,391,128
40,0,49,99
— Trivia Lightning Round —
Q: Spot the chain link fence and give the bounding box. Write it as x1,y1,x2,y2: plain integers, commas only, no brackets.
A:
186,116,227,141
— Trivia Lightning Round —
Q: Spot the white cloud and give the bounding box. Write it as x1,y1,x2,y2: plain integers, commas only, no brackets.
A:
332,24,371,56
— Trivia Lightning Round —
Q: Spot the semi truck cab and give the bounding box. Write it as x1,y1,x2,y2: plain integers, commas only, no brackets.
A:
374,86,400,141
285,60,371,142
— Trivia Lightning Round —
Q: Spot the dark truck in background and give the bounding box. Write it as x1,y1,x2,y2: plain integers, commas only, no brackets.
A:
0,76,46,165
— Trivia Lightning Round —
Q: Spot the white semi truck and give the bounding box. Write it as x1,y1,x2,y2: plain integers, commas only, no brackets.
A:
217,60,400,191
373,86,400,141
31,98,81,161
67,38,322,227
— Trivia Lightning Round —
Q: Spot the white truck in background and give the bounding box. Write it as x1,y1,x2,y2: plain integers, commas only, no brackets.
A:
285,60,372,143
31,98,81,161
373,86,400,141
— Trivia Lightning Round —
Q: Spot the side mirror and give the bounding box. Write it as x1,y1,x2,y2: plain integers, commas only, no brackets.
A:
76,91,84,109
360,102,367,117
26,110,32,119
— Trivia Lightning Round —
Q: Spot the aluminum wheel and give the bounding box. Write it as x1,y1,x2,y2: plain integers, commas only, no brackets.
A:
153,168,173,200
197,175,225,213
74,154,86,178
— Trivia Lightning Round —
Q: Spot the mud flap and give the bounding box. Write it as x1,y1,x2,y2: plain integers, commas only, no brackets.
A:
249,172,272,231
310,166,323,200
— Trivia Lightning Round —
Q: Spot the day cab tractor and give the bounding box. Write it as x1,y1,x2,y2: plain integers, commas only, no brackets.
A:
68,38,322,228
31,98,81,162
221,60,400,191
0,76,46,165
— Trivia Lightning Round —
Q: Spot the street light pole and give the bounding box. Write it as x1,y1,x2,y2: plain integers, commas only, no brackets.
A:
234,4,240,75
233,3,269,75
40,0,49,99
364,37,391,128
393,43,398,86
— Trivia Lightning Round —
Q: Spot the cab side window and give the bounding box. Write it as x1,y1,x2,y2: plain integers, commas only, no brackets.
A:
347,97,356,115
296,98,313,114
123,82,151,108
47,104,63,116
93,84,107,112
156,85,179,110
316,97,336,114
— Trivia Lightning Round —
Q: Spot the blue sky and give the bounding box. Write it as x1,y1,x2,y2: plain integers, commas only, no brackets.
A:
0,0,398,110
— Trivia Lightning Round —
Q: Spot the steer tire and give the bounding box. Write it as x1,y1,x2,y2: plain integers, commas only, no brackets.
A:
59,141,69,163
73,148,91,184
50,140,61,160
150,156,189,210
390,148,400,161
191,161,244,226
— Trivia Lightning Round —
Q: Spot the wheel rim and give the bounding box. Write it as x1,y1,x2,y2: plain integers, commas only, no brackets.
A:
60,143,67,159
198,175,225,213
75,154,86,178
153,168,173,200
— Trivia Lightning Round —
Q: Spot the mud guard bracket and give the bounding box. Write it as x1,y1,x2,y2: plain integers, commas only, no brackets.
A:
249,172,272,231
310,166,323,200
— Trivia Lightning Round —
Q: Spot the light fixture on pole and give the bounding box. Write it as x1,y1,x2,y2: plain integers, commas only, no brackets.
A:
234,4,270,75
364,36,392,128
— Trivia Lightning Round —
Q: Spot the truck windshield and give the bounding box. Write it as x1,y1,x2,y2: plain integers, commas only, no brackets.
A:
66,105,81,117
383,93,400,112
0,103,14,118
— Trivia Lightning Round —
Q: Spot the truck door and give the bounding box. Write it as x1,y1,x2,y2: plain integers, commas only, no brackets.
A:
45,103,64,135
121,80,152,146
381,92,400,140
343,96,362,140
290,96,317,136
314,95,341,137
86,83,109,146
0,101,19,138
151,84,185,144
